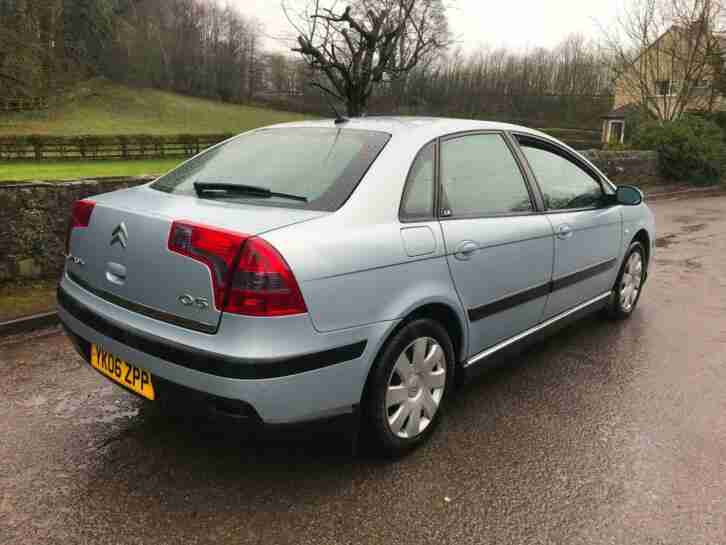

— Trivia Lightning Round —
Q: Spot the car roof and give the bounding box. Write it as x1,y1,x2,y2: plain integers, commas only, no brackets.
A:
264,116,555,142
260,116,611,185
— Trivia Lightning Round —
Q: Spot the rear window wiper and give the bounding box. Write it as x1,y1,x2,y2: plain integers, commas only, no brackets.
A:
194,182,308,203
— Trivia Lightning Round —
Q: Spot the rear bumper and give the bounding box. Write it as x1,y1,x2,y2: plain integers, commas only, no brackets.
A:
61,322,264,424
58,287,366,380
58,281,393,424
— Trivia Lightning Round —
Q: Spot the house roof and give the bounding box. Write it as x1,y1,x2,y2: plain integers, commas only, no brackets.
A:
624,25,725,72
602,104,640,119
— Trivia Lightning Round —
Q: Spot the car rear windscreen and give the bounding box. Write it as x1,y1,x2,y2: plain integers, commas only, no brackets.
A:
151,127,391,211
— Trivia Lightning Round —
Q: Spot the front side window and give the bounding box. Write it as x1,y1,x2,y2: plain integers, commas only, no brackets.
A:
439,134,533,217
152,128,390,211
518,139,604,211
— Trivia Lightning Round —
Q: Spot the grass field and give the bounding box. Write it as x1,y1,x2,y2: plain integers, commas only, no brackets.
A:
0,158,182,182
0,79,310,136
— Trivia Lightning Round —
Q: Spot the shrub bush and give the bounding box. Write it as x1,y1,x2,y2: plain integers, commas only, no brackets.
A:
632,115,724,185
623,108,655,145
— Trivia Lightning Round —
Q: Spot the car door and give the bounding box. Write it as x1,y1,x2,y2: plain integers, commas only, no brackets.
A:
515,135,622,319
437,132,555,359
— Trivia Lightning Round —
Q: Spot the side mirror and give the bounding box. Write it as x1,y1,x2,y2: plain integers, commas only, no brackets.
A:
615,185,643,206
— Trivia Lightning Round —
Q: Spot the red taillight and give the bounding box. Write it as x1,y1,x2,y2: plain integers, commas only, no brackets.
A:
167,221,307,317
168,221,247,311
226,237,307,316
65,199,95,254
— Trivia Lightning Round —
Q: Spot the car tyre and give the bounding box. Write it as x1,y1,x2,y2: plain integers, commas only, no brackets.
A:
363,318,455,457
605,241,647,320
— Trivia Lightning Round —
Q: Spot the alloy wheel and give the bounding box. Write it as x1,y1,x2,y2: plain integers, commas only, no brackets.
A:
620,251,643,312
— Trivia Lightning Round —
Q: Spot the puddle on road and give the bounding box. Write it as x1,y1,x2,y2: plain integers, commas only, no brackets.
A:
79,408,139,426
655,218,712,252
673,213,719,223
681,223,707,234
18,395,48,408
54,395,90,418
655,234,678,248
654,256,703,271
684,258,703,270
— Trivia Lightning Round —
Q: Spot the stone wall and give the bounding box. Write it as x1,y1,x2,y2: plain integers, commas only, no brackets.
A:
0,177,154,285
583,150,660,186
0,151,664,286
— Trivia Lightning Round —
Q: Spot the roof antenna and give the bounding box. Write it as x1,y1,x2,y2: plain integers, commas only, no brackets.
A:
309,83,348,125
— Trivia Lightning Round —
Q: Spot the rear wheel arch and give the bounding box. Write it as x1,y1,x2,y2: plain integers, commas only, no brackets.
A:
401,303,466,366
361,302,466,402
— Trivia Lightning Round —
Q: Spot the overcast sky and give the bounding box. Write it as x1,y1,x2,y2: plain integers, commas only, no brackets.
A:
230,0,626,54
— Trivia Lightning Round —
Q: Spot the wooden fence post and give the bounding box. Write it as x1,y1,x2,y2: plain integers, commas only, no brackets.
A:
0,133,236,162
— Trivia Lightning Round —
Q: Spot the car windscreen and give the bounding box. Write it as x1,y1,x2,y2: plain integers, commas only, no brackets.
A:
151,127,391,211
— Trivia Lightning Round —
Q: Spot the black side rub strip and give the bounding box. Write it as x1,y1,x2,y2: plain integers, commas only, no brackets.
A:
550,258,617,292
468,282,550,323
468,258,617,322
68,271,217,334
57,287,367,380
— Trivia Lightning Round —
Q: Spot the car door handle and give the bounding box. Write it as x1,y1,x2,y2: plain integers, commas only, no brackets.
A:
556,224,574,240
453,241,479,261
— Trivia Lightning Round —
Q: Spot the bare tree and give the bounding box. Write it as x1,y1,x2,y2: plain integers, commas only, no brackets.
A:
395,35,613,127
286,0,449,116
602,0,726,121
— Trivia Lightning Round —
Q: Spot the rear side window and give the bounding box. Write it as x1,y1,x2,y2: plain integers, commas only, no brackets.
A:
440,134,533,217
517,139,604,211
400,142,435,220
151,128,390,211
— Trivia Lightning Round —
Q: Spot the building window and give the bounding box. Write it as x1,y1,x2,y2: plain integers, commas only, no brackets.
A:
654,79,680,96
655,80,670,96
689,79,712,94
608,121,625,145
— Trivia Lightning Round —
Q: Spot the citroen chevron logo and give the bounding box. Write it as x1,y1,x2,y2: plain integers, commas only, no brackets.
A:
110,222,129,248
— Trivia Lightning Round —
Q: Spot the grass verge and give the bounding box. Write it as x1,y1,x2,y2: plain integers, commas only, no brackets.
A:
0,158,182,182
0,280,57,322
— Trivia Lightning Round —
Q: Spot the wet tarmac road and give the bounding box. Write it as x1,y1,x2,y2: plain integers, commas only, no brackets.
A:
2,196,726,545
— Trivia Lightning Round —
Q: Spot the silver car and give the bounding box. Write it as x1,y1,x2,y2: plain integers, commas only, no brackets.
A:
59,117,655,455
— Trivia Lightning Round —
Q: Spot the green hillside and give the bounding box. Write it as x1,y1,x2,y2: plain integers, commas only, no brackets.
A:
0,79,310,136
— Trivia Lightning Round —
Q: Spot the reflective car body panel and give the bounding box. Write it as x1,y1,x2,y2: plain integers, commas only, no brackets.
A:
440,215,554,355
543,206,622,319
59,117,656,424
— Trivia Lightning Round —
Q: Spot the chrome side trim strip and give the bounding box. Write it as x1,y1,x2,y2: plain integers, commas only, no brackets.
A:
465,291,612,368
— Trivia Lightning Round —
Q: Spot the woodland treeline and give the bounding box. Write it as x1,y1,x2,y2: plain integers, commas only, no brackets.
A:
271,34,614,127
1,0,613,127
1,0,264,101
